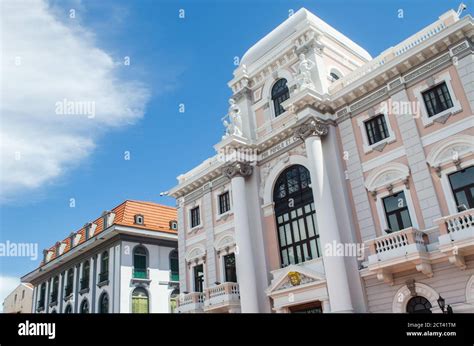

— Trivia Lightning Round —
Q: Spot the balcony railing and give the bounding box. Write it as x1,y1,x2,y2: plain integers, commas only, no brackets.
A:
436,209,474,269
80,278,89,291
437,209,474,240
176,292,205,313
365,227,430,283
204,282,240,311
50,291,58,304
98,271,109,284
132,268,149,280
170,272,179,282
37,299,45,311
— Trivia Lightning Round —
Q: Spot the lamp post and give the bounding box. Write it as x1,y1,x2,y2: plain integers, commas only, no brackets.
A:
437,295,454,314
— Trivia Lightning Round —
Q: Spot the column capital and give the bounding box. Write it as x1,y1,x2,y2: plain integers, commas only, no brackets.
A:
293,118,329,141
222,162,253,179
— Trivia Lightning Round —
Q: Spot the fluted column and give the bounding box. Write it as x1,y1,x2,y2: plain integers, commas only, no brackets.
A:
222,162,259,312
294,118,354,313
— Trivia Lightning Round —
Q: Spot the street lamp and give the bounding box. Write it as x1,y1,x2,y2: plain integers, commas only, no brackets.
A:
437,295,446,313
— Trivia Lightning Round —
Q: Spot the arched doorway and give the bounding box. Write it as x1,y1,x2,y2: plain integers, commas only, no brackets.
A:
132,287,149,313
99,292,109,313
273,165,321,266
80,299,89,313
406,296,432,313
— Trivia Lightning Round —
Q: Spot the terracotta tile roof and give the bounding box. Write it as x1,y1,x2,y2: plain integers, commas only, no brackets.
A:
41,200,177,266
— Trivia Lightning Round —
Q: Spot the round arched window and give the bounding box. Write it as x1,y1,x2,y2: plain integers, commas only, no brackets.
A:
99,292,109,313
273,165,320,266
406,296,432,313
132,287,149,313
271,79,290,117
80,299,89,313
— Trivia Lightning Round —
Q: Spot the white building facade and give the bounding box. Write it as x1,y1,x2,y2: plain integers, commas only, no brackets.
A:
170,8,474,313
22,201,180,313
2,283,33,314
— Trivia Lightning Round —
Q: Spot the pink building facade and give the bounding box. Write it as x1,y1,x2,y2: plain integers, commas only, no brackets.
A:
169,8,474,313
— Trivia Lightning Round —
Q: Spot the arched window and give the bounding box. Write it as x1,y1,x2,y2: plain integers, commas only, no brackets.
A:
406,296,432,314
80,299,89,313
99,251,109,283
133,246,148,279
170,288,179,313
99,292,109,313
271,78,290,117
132,287,149,313
38,283,46,310
64,304,72,314
169,249,179,282
51,276,59,303
273,165,321,266
65,268,74,296
81,260,90,290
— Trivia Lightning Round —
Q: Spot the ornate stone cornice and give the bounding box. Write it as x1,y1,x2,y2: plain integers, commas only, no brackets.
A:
293,118,329,141
222,162,253,179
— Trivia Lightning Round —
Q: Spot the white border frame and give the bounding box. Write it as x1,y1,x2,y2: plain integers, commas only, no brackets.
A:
375,185,419,232
214,188,233,221
186,200,203,233
413,71,462,127
439,159,474,215
357,112,396,154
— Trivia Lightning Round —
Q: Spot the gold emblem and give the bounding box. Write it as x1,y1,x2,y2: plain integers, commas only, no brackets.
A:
288,271,301,286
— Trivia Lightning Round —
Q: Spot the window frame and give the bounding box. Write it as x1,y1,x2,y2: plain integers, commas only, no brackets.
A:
190,206,201,229
413,71,462,127
218,191,231,215
382,191,413,232
448,165,474,212
271,78,290,118
223,253,237,283
273,165,321,267
193,264,205,293
364,114,390,146
133,245,148,279
357,112,396,154
439,160,474,214
422,82,454,118
375,186,419,233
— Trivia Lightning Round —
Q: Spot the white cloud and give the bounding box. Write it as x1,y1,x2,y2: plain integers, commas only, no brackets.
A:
0,275,20,312
0,0,150,203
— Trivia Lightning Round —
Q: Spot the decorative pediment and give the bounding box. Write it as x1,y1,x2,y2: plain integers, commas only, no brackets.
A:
365,162,410,193
185,244,206,263
266,265,326,295
214,231,235,253
426,135,474,169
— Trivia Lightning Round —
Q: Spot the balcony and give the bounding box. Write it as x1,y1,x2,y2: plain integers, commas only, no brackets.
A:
436,209,474,269
64,285,73,298
204,282,240,313
132,268,150,283
365,227,431,284
98,271,109,286
176,292,205,313
80,278,89,292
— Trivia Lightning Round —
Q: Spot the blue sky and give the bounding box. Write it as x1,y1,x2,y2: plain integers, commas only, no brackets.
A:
0,0,466,295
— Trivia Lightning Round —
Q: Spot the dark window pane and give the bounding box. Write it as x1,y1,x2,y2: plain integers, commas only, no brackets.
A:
271,79,290,117
365,114,389,145
422,82,454,117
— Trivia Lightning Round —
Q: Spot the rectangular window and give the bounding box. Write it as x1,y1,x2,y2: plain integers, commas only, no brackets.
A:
190,206,200,228
218,191,231,214
448,166,474,212
364,114,389,145
223,253,237,283
193,264,204,292
382,191,412,232
422,82,454,117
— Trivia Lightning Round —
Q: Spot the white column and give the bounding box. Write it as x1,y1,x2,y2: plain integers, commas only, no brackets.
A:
224,162,259,313
296,119,354,313
322,299,331,313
